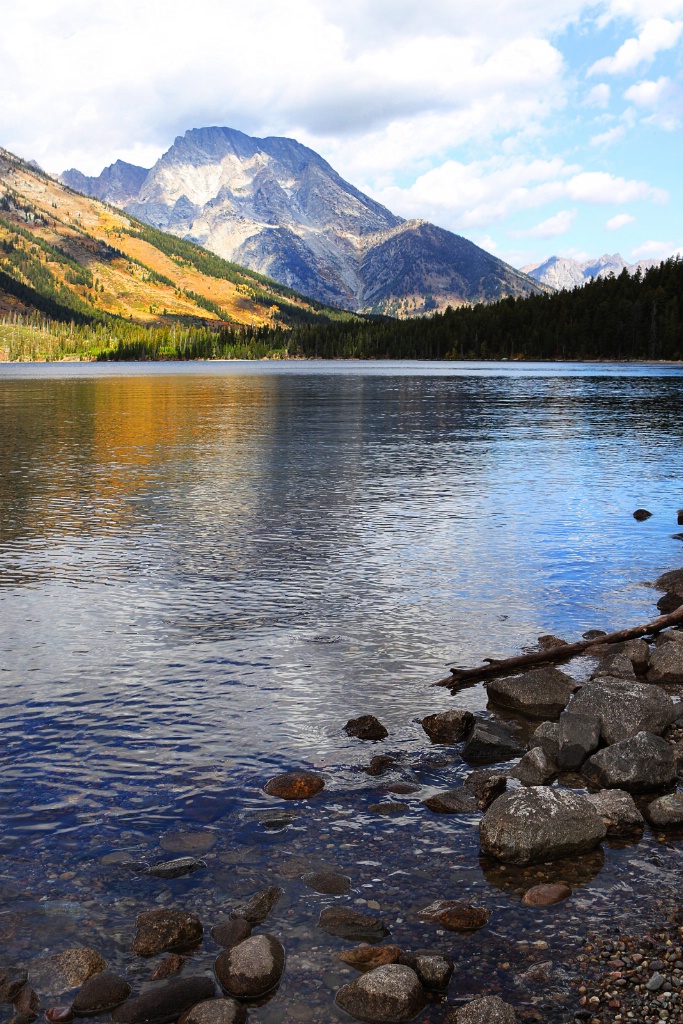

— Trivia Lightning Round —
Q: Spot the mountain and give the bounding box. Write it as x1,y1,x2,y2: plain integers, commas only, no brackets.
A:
0,146,351,334
61,126,543,316
521,253,661,291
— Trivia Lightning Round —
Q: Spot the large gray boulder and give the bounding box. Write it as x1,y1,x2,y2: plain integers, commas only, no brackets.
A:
133,910,203,957
567,678,674,744
556,711,600,770
487,668,577,719
528,721,559,760
335,964,426,1023
462,720,524,764
603,639,650,675
591,653,636,680
479,787,606,865
509,747,556,786
583,731,677,793
648,639,683,684
586,789,644,835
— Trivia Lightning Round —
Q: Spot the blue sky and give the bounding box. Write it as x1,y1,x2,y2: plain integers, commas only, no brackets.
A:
1,0,681,268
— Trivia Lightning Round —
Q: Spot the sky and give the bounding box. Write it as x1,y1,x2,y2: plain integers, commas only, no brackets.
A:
0,0,681,269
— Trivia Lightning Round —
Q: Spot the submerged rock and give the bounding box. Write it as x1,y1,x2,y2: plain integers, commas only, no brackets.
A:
214,935,285,1000
522,883,572,906
0,969,28,1003
423,789,477,814
509,747,556,786
363,755,399,777
150,957,186,981
263,770,324,799
72,973,131,1016
420,710,474,744
210,921,252,949
230,886,282,925
339,946,403,970
369,801,408,815
159,832,217,856
568,678,674,744
147,858,206,880
111,977,215,1024
29,950,107,996
301,871,351,895
418,900,490,932
480,787,606,865
444,995,518,1023
462,720,524,765
586,789,644,835
133,910,203,957
344,715,388,741
335,964,426,1023
318,907,390,943
177,1000,246,1024
583,731,676,793
487,668,577,719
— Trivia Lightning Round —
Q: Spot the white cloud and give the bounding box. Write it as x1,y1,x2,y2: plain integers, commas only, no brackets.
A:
586,83,611,107
625,76,671,106
606,212,636,229
590,124,627,145
517,209,578,237
631,239,676,259
564,171,667,203
588,17,683,75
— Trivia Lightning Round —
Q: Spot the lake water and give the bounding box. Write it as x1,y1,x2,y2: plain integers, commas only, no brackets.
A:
2,360,683,1024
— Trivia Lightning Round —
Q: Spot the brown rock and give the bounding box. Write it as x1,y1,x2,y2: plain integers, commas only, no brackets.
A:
420,710,474,744
301,871,351,895
318,907,390,942
72,973,131,1016
335,965,426,1023
210,921,252,949
368,801,408,815
133,910,203,957
13,987,39,1022
177,1000,246,1024
229,886,282,925
263,771,324,800
214,935,285,1000
150,957,186,982
111,977,215,1024
159,832,217,856
45,1009,74,1023
338,945,403,970
344,715,388,741
363,755,398,776
465,769,508,810
29,950,107,997
444,995,518,1023
418,900,490,932
522,883,572,906
633,509,652,520
0,969,28,1003
423,790,477,814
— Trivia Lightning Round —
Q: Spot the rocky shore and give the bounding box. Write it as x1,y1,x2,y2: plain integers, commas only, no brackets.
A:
2,566,683,1024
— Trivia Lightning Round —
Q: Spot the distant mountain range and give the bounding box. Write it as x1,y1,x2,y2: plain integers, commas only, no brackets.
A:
521,253,661,291
61,126,543,316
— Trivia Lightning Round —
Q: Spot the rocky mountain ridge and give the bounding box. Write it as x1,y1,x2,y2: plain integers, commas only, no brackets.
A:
62,126,543,316
521,253,661,291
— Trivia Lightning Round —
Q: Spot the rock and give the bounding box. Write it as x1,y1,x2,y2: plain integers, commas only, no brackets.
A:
147,858,206,880
487,668,577,719
645,792,683,828
583,731,677,793
411,954,453,991
263,770,324,799
101,853,135,866
655,567,683,597
422,789,477,814
528,721,559,761
111,977,215,1024
591,652,636,680
567,677,674,744
648,641,683,684
318,907,390,942
646,972,666,992
133,910,203,957
522,883,572,906
344,715,388,741
363,755,398,776
556,711,600,771
480,787,606,865
384,782,420,795
444,995,518,1024
465,769,508,809
655,629,683,647
633,509,652,520
339,946,403,970
418,900,490,932
658,592,683,614
0,969,28,1003
335,964,426,1024
230,886,282,925
583,630,607,640
537,635,568,649
150,957,186,981
509,747,556,786
368,801,408,815
605,639,650,675
12,986,39,1022
159,833,217,856
210,921,252,949
462,719,525,765
258,813,294,830
72,973,131,1016
420,710,474,744
177,1000,246,1024
301,871,351,894
45,1009,74,1023
679,510,683,526
29,950,107,996
586,789,644,835
214,935,285,1000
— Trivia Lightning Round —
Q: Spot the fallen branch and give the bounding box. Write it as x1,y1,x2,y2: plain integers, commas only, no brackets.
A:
435,603,683,691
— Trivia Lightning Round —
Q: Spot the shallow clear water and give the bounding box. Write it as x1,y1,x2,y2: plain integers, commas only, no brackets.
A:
2,360,683,1023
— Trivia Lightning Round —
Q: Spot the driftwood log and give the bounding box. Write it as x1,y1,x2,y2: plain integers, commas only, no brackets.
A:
436,604,683,691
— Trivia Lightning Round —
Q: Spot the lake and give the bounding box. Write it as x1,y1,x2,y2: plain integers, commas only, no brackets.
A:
2,360,683,1023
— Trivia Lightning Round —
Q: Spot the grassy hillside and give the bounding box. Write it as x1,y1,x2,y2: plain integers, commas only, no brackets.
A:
0,147,357,360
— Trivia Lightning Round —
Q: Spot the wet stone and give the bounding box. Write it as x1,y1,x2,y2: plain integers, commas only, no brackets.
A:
569,678,675,744
583,730,677,793
509,746,556,786
418,900,490,932
45,1009,74,1023
0,968,28,1003
263,770,324,800
411,954,453,991
111,977,215,1024
645,792,683,828
133,910,204,957
230,886,282,925
384,782,420,795
151,957,186,981
648,641,683,684
586,789,644,835
487,667,577,719
522,882,572,906
368,801,408,815
29,950,107,997
462,719,524,765
344,715,388,741
101,852,135,866
147,858,206,880
339,946,403,971
422,789,477,814
301,871,351,894
214,935,285,1001
210,921,252,949
12,986,39,1023
633,508,652,520
556,710,600,771
257,813,294,831
591,652,636,680
420,709,474,744
444,995,518,1023
318,907,390,943
465,769,508,809
363,755,399,777
655,567,683,596
528,721,559,761
177,999,246,1024
335,964,426,1024
159,832,218,856
72,972,131,1016
606,639,651,675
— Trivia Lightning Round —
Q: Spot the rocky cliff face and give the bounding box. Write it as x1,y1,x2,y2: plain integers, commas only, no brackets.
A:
62,126,542,315
521,253,660,291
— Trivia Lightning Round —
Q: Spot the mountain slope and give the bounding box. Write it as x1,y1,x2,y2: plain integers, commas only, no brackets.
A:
61,126,543,316
521,253,661,291
0,147,353,331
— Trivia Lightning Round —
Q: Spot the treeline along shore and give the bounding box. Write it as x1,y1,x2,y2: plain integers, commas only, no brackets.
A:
1,256,682,363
